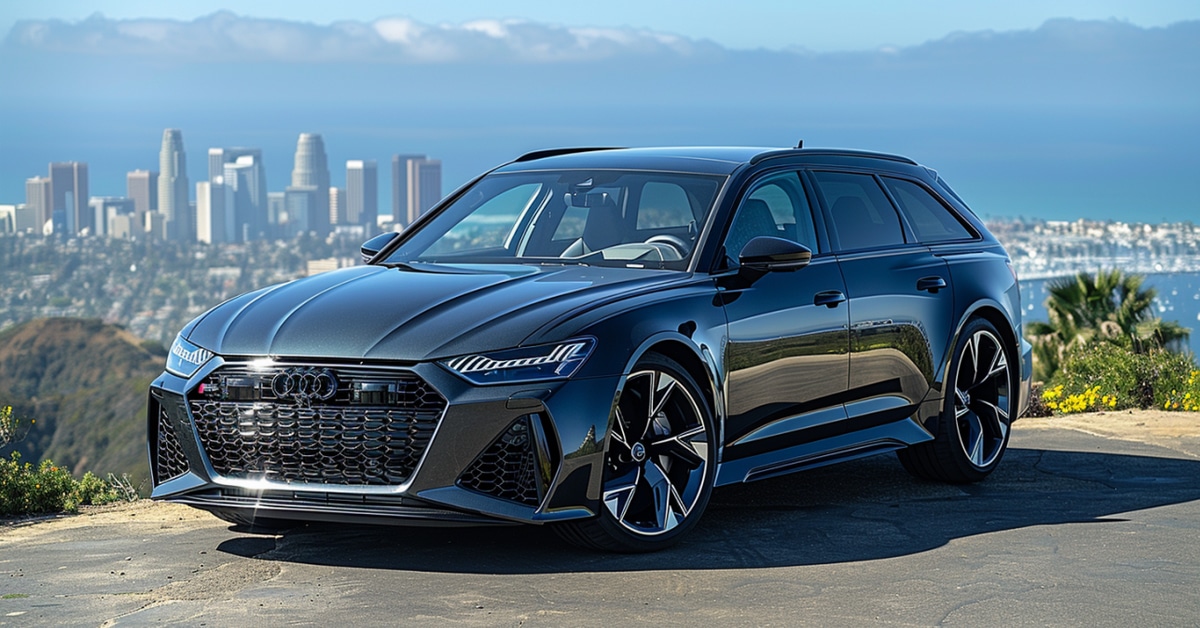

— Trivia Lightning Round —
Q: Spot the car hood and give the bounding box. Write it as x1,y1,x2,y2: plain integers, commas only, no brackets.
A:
186,263,685,361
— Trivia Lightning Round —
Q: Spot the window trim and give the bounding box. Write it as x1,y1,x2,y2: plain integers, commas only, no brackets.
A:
806,169,917,254
878,175,981,244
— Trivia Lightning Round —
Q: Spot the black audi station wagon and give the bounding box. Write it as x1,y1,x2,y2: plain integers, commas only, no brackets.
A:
149,146,1033,552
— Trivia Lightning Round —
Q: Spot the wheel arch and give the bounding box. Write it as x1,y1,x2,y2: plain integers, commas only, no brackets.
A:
936,302,1021,419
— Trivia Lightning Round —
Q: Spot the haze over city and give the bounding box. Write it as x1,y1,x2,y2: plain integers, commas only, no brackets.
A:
1,2,1197,224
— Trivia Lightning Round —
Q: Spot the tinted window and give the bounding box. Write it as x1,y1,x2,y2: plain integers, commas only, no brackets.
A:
883,177,973,242
386,170,722,270
811,171,905,251
724,171,819,264
424,183,541,254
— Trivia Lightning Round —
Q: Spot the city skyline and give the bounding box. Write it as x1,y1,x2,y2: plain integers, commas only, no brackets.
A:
3,127,446,241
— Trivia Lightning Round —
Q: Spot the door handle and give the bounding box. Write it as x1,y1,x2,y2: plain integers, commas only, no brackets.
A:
814,290,846,308
917,276,947,294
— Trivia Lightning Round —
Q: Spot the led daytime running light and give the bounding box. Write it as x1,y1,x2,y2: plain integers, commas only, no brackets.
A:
447,342,587,375
171,342,213,367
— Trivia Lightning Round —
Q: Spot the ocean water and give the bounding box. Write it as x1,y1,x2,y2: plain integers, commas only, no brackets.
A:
1020,272,1200,356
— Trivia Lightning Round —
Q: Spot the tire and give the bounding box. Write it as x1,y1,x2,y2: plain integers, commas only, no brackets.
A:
211,509,298,534
556,354,716,552
898,318,1014,484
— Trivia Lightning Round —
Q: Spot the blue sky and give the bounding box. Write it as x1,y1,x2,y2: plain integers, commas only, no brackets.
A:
2,0,1198,51
1,3,1197,222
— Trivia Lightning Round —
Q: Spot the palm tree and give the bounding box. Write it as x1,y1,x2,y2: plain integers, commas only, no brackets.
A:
1026,269,1190,381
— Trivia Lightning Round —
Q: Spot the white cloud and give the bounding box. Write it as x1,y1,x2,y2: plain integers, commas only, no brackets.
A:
3,12,724,63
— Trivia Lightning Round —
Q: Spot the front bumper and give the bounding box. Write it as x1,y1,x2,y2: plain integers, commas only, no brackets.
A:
148,356,618,527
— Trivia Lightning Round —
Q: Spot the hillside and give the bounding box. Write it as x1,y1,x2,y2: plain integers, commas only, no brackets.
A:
0,318,165,488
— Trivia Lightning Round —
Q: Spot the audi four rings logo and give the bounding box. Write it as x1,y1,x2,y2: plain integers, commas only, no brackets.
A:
271,367,338,405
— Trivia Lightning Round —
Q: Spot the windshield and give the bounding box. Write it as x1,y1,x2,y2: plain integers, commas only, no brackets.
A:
383,169,724,270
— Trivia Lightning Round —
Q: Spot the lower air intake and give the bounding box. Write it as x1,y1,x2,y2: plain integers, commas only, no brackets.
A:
457,415,542,506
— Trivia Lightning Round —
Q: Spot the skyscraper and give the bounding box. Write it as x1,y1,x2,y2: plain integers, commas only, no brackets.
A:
88,197,134,238
158,129,191,242
24,176,51,231
209,147,267,240
196,179,231,244
290,133,330,237
49,162,89,235
346,159,378,231
328,187,342,226
126,169,157,230
392,154,441,227
223,155,266,241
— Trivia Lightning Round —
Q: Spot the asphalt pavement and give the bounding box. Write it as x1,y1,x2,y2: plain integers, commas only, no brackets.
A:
2,418,1198,626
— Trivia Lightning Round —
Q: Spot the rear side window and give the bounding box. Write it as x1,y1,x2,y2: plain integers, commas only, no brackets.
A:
883,177,973,243
811,171,905,251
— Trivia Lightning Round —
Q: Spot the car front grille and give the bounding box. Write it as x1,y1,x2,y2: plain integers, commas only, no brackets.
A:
187,364,445,486
155,405,190,483
457,415,542,506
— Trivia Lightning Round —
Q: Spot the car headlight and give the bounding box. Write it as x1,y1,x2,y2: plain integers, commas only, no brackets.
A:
441,338,595,385
166,334,215,378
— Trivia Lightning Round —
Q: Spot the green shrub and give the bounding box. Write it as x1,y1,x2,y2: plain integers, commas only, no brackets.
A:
0,452,128,516
1155,363,1200,412
1047,343,1143,412
1043,342,1200,414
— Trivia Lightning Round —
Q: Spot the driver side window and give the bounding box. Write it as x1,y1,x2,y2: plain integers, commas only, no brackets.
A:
724,172,818,264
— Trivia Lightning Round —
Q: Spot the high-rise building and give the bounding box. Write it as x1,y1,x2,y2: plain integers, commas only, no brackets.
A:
391,154,441,227
49,162,89,235
24,176,51,231
209,148,267,240
88,197,134,238
291,133,330,237
0,205,14,234
126,169,158,230
158,129,191,242
346,159,378,232
284,185,321,237
329,187,342,225
267,192,286,230
196,179,232,244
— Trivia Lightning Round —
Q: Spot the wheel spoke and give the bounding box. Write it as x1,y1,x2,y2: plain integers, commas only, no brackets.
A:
610,408,631,449
976,399,1010,439
962,411,986,465
602,466,640,522
624,371,655,442
642,459,679,532
650,372,678,426
651,425,707,469
954,388,971,419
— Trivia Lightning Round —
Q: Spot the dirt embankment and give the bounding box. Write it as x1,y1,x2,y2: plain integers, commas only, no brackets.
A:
1018,409,1200,459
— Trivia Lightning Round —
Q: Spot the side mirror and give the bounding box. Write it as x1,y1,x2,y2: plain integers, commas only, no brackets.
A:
739,236,812,272
360,232,400,263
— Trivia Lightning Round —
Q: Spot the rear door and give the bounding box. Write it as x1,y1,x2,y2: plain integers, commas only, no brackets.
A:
809,170,955,422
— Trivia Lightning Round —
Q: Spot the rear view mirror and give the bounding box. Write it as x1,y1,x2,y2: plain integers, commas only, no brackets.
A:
360,232,400,263
739,236,812,272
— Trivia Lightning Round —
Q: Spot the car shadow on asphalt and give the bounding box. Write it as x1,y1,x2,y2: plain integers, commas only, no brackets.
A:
216,439,1200,574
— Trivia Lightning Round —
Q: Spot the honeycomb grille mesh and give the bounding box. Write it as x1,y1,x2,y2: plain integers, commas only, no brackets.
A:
457,415,541,506
188,366,445,486
155,406,190,483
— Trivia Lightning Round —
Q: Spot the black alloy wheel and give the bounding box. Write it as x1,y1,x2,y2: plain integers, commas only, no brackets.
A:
898,318,1013,483
556,353,715,552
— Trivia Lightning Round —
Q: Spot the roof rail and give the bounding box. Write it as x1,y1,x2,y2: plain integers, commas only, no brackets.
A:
749,148,918,166
513,147,623,163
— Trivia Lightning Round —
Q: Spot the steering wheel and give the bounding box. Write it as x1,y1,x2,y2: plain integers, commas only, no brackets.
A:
643,234,691,258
